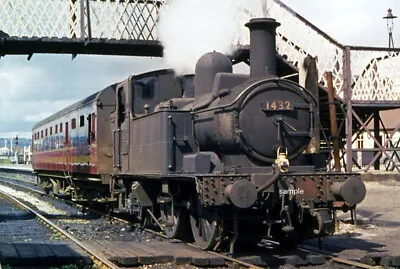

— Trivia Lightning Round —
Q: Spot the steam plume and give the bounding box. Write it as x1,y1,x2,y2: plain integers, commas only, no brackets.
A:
157,0,267,74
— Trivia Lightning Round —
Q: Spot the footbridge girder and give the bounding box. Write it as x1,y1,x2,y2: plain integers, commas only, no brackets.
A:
0,0,165,57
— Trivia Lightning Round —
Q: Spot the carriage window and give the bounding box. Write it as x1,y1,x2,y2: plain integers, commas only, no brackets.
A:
65,122,69,143
87,114,94,144
80,115,84,127
72,118,76,129
92,113,95,131
117,87,126,126
91,113,96,141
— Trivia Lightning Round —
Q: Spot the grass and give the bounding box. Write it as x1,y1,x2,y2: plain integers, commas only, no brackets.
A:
0,159,12,165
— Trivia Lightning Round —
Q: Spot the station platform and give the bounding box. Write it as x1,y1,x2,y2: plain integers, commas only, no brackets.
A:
0,164,33,172
355,170,400,181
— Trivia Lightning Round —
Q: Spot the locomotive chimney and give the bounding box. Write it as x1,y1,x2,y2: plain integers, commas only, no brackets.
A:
245,18,280,79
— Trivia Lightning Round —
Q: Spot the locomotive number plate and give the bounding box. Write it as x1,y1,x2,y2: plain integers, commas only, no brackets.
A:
264,100,293,111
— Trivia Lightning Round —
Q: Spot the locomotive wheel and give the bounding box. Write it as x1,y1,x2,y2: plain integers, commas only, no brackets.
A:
160,198,185,239
190,197,220,250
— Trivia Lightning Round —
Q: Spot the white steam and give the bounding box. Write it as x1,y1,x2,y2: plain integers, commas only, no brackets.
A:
157,0,268,75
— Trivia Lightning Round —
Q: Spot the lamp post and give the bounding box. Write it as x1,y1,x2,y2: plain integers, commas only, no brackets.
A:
383,8,397,48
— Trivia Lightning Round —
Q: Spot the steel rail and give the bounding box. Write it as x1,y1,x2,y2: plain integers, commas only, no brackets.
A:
206,250,264,269
143,228,264,269
0,173,36,184
0,188,120,269
331,256,382,269
298,245,383,269
0,177,45,195
0,176,130,227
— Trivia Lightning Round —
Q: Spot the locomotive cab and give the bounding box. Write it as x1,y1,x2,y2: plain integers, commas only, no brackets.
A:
113,70,196,175
121,70,184,117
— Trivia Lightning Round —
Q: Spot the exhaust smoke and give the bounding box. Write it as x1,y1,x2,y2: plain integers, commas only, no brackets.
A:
158,0,268,74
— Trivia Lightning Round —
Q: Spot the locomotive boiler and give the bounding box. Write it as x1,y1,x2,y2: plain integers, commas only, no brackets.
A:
32,18,366,251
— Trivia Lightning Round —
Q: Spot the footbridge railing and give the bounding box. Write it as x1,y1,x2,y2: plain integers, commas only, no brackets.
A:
265,0,400,103
0,0,165,40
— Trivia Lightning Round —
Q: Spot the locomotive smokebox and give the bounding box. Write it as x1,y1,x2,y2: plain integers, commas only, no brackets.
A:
245,18,280,79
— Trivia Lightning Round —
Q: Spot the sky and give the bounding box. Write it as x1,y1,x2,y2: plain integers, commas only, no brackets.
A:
0,0,399,139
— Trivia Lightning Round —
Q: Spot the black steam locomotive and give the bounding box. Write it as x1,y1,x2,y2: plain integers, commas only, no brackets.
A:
32,18,366,251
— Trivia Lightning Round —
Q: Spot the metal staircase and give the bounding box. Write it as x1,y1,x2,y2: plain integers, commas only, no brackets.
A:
262,0,400,103
259,0,400,172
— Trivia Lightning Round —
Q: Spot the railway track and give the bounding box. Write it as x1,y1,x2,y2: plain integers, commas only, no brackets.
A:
0,176,386,269
0,177,259,268
298,245,383,269
0,186,119,269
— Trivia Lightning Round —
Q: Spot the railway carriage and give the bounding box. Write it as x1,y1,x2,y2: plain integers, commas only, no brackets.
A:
32,86,116,198
32,17,366,251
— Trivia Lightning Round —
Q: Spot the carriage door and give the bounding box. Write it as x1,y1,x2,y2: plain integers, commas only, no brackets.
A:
64,121,72,172
114,85,130,173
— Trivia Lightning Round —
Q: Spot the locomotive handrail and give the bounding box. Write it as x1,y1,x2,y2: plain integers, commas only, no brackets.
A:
191,78,279,115
191,78,278,115
191,88,232,111
191,78,317,115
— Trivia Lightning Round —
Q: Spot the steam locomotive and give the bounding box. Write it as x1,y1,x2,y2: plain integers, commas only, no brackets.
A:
32,18,366,251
